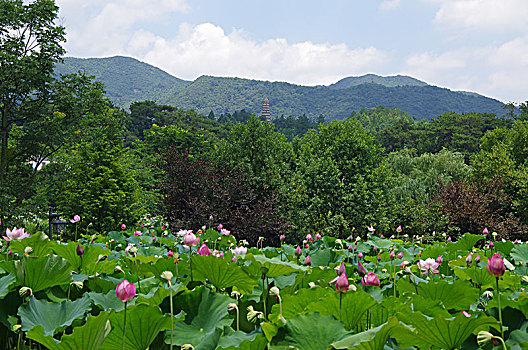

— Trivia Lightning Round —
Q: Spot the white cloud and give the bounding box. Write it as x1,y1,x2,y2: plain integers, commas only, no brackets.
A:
56,0,189,56
433,0,528,32
403,36,528,102
136,23,388,86
379,0,402,11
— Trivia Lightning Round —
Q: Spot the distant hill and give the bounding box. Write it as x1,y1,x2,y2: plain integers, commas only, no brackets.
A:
329,74,428,89
54,56,191,107
55,56,506,120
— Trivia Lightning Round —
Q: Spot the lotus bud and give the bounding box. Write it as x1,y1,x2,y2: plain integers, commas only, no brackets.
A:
466,253,472,265
436,255,443,265
315,233,322,240
160,271,173,282
19,286,32,297
475,254,480,264
304,255,311,266
377,253,381,261
364,272,380,286
486,253,505,277
116,279,136,302
483,227,489,235
336,262,346,275
335,273,349,293
294,245,302,257
358,261,367,277
280,234,285,241
358,251,363,259
390,250,396,260
76,245,84,256
447,236,452,242
373,246,377,252
167,250,174,258
397,252,403,259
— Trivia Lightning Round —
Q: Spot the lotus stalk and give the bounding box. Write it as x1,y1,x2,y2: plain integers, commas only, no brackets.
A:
486,253,506,339
161,271,174,350
116,280,136,350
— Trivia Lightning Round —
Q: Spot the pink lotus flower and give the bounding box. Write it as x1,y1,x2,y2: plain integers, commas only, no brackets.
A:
197,244,211,256
217,224,223,230
390,250,396,260
488,241,494,249
231,246,248,255
133,230,142,236
3,227,30,241
348,244,354,252
475,254,481,264
152,236,157,242
397,252,403,259
417,258,440,275
368,226,375,233
335,273,349,293
70,215,81,223
396,225,402,233
280,234,286,241
124,243,134,255
306,234,313,243
462,310,472,317
304,255,311,266
183,232,199,247
121,224,126,230
373,246,378,252
177,229,192,236
377,253,381,261
294,245,302,256
116,279,136,302
220,228,230,236
363,272,380,287
486,253,505,277
161,225,165,230
315,233,322,240
358,251,363,259
167,250,174,258
447,236,452,242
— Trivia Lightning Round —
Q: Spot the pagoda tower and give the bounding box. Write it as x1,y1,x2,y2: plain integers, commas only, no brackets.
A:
262,97,271,122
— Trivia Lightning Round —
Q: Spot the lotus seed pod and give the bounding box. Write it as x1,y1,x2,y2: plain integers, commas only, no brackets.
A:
476,331,494,347
19,286,32,297
181,345,195,350
269,286,280,296
160,271,173,282
24,246,33,254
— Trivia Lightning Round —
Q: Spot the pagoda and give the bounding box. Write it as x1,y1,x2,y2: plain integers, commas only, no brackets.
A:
262,98,271,122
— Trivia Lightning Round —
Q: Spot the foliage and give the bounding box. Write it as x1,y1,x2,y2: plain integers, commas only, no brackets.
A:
158,149,289,245
55,108,144,233
288,119,392,239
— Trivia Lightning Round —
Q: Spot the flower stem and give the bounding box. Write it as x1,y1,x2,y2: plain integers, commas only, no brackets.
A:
169,282,173,350
339,292,343,321
496,277,503,339
122,301,127,350
134,256,141,294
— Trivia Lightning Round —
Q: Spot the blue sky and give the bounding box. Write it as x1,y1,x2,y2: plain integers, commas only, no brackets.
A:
56,0,528,103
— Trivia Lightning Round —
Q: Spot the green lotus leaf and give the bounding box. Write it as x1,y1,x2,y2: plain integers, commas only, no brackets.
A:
0,273,15,299
505,324,528,350
269,286,329,321
19,295,91,335
2,255,72,292
329,316,402,350
410,279,479,311
0,290,21,329
53,243,113,275
274,313,349,350
310,248,337,267
452,266,495,287
101,304,170,350
9,232,53,257
447,233,485,252
494,240,514,256
135,283,184,306
395,310,499,349
247,254,307,278
217,329,268,350
27,311,113,350
191,255,258,294
88,290,135,312
511,244,528,265
307,288,378,331
165,286,233,347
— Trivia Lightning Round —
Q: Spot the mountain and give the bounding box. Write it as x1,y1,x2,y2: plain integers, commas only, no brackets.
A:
55,56,506,120
54,56,191,107
329,74,428,89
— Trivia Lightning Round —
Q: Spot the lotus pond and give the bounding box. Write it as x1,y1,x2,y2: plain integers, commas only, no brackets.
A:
1,223,528,350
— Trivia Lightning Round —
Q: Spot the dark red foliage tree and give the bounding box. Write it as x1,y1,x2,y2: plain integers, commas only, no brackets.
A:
432,179,527,240
158,147,289,246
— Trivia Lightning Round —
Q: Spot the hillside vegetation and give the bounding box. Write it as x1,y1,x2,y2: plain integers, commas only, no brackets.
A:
55,56,505,120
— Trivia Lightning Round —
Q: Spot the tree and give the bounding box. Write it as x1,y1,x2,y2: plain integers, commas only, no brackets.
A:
0,1,108,229
55,108,144,234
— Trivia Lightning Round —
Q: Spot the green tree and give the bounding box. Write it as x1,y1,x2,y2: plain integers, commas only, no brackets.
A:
0,1,108,229
56,108,144,234
290,119,392,239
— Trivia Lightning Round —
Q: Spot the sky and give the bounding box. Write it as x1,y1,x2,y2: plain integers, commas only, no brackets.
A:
55,0,528,103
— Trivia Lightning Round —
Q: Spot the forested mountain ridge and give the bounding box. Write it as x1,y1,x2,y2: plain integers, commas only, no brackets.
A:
55,56,506,120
